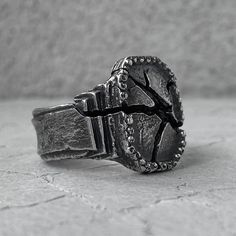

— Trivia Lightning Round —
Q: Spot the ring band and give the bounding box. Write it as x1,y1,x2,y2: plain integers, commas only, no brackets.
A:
32,56,186,173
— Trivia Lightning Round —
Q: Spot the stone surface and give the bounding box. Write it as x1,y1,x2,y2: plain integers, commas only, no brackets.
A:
0,98,236,236
0,0,236,98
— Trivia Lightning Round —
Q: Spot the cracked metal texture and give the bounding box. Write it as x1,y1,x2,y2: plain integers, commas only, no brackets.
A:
32,56,186,173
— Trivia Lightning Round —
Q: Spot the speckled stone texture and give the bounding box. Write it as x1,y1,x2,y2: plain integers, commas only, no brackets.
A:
0,0,236,98
0,99,236,236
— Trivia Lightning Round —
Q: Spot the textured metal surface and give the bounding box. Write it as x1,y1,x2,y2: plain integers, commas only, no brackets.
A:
32,56,186,173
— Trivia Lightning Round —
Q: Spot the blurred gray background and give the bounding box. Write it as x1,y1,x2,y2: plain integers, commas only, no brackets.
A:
0,0,235,99
1,1,236,235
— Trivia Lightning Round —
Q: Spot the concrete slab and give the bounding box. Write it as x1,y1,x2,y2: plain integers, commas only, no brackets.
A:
0,99,235,236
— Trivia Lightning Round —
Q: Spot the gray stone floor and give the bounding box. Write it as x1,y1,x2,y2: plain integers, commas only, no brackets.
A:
0,98,236,236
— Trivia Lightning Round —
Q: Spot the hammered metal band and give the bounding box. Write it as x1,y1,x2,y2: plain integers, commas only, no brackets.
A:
32,56,186,173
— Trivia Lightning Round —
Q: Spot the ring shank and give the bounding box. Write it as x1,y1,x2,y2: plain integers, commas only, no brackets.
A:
32,104,108,161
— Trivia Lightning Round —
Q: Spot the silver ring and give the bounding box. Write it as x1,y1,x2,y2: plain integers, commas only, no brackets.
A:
32,56,186,173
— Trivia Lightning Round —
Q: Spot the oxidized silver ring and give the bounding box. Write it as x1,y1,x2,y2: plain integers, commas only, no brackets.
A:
32,56,186,173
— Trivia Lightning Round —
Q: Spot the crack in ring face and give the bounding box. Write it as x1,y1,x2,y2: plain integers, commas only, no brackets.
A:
74,56,186,173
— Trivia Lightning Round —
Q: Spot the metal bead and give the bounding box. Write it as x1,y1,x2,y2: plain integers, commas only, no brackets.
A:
146,163,151,168
175,154,181,159
119,82,127,90
127,146,136,154
119,74,128,82
119,69,129,75
136,152,141,159
161,163,167,170
173,161,178,167
120,92,128,100
139,159,146,165
128,136,135,143
127,127,134,134
108,117,114,125
126,116,133,125
127,59,133,66
153,162,158,168
181,140,186,146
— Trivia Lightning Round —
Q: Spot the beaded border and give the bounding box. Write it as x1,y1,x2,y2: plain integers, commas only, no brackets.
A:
112,56,186,173
123,113,186,173
112,56,177,84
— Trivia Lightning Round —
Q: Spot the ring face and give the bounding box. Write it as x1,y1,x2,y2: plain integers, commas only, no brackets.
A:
32,56,186,173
